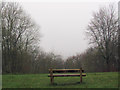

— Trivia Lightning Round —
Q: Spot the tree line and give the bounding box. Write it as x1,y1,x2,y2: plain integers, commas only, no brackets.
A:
1,2,119,74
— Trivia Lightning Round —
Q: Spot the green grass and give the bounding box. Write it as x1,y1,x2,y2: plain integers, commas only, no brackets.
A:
2,72,118,88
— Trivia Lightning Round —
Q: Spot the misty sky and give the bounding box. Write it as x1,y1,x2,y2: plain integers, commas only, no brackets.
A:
20,1,118,59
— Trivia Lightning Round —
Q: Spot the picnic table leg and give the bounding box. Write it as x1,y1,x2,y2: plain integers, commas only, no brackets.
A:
50,68,54,84
80,67,82,83
51,77,54,84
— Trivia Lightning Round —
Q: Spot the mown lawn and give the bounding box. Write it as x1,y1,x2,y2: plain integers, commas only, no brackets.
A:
2,72,118,88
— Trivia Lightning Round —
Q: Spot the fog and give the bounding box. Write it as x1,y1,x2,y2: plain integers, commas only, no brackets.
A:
20,1,118,59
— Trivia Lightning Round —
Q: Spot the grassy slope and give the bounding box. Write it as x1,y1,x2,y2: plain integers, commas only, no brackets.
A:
2,72,118,88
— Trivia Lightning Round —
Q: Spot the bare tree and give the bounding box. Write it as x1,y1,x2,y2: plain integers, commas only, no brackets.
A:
86,4,118,71
1,2,41,73
118,1,120,72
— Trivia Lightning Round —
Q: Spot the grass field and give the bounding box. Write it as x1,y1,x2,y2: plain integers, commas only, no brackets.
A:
2,72,118,88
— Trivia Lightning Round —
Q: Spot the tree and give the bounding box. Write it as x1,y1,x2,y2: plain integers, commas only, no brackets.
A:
1,2,41,73
65,55,82,69
32,51,64,73
87,4,118,71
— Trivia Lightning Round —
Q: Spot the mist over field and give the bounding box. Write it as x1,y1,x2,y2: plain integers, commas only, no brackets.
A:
1,0,119,88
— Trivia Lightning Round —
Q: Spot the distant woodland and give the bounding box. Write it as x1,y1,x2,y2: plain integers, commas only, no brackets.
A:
1,2,119,74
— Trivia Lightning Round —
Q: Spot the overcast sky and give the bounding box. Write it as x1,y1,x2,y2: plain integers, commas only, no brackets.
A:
19,1,119,59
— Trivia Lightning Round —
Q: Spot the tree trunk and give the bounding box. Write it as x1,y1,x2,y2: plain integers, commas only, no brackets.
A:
106,57,110,72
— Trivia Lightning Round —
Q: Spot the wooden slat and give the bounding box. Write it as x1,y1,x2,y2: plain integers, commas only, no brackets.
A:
51,69,80,70
48,74,86,77
48,69,84,73
49,69,81,71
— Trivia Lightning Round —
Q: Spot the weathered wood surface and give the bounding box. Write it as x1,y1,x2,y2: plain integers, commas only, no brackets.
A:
48,69,84,73
50,68,53,84
48,74,86,77
80,67,82,83
48,68,86,84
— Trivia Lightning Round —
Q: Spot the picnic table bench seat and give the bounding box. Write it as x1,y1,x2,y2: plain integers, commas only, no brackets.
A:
48,74,86,77
48,68,86,84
